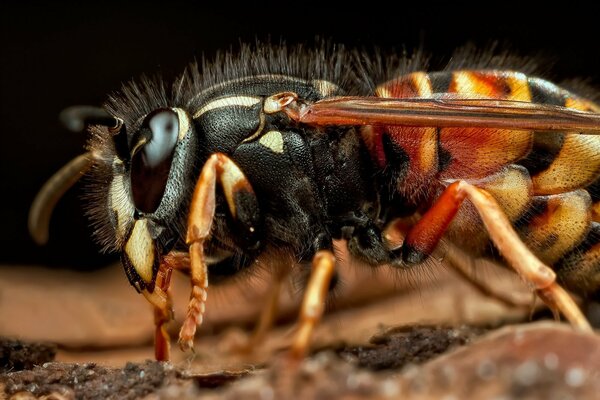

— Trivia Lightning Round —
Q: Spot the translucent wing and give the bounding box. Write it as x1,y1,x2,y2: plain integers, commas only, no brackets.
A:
288,97,600,133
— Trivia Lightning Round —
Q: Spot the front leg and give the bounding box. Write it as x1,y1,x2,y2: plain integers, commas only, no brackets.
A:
150,262,174,361
180,153,261,352
144,251,189,361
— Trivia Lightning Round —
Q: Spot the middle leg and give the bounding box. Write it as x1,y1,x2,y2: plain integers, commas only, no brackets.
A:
289,250,337,359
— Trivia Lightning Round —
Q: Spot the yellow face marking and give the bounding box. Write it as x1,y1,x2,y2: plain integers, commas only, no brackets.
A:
259,130,284,154
125,219,155,285
109,168,134,245
193,96,261,119
173,108,191,140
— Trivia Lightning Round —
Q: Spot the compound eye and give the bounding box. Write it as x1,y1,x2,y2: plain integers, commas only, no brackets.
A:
131,109,179,213
145,110,179,167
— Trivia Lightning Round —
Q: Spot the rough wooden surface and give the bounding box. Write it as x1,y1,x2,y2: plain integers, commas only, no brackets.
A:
3,254,588,399
2,323,598,399
0,252,530,354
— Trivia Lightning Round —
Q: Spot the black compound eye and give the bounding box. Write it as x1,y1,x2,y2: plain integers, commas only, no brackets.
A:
131,109,179,213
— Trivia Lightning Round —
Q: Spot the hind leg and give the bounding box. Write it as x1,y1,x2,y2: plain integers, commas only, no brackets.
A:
224,267,290,354
402,181,591,331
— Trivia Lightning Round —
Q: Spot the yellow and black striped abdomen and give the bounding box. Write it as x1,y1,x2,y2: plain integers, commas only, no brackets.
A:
370,70,600,297
515,77,600,297
519,76,600,196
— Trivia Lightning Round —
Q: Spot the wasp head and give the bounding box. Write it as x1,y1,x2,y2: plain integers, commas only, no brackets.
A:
89,98,198,293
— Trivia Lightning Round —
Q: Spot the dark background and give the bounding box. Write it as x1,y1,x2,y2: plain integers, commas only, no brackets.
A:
1,2,599,269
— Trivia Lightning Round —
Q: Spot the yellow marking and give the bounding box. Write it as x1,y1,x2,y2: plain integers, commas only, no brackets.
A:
411,72,433,97
220,158,248,219
452,71,531,101
505,72,531,101
241,111,265,143
524,190,591,265
109,170,134,245
258,130,284,154
453,71,484,97
193,96,261,119
130,136,148,156
532,134,600,195
173,108,191,140
418,127,437,174
479,165,532,220
312,79,339,97
125,219,155,285
410,72,436,173
374,86,392,98
566,97,600,112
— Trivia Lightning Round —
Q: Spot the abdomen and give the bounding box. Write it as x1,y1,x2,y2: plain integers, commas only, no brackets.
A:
363,70,600,297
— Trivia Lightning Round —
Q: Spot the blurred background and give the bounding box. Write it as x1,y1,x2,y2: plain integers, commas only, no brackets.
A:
1,2,599,269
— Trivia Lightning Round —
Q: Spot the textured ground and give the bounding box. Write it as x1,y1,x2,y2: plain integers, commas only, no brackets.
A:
2,324,599,399
1,258,598,399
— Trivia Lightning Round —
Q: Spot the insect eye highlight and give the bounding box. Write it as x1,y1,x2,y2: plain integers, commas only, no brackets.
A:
145,111,179,167
130,109,179,214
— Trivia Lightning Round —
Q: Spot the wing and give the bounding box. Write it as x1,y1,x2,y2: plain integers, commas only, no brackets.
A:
288,96,600,133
